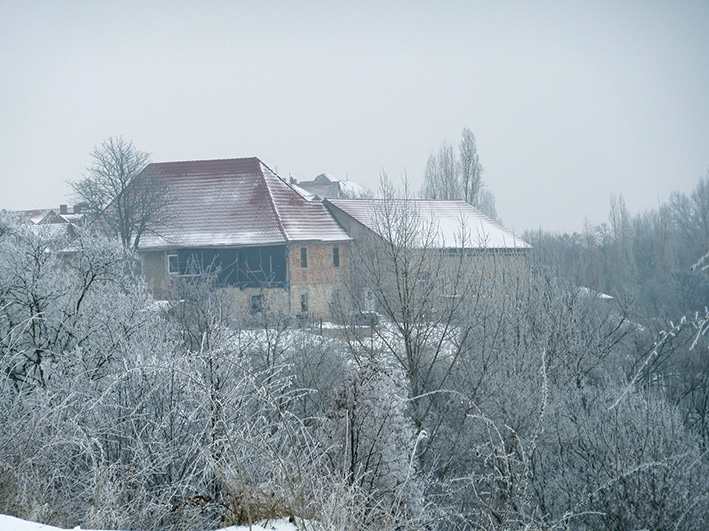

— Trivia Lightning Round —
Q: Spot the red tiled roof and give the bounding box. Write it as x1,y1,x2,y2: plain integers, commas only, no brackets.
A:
139,157,351,250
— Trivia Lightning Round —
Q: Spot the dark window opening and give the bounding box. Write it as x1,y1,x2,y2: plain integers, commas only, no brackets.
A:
173,246,287,288
300,293,308,314
364,288,376,312
244,247,262,273
333,246,340,267
250,294,263,314
300,247,308,268
331,289,342,318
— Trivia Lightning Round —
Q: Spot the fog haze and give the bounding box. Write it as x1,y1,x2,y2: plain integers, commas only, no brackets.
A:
1,1,707,233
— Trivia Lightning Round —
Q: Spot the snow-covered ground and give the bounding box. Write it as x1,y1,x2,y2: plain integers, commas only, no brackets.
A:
0,514,300,531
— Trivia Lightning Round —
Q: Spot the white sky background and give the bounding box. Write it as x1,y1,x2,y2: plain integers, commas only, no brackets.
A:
1,1,707,233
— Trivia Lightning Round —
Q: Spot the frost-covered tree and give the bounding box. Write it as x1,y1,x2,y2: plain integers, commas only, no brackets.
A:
421,141,459,200
459,127,484,205
534,384,709,531
323,358,425,524
0,225,144,388
420,127,493,215
344,175,486,434
70,137,172,251
527,173,709,317
0,226,391,530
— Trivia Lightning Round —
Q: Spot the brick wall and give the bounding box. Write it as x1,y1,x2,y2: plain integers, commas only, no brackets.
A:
287,242,349,319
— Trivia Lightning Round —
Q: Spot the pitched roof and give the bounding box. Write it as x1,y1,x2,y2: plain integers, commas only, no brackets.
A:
326,199,530,250
138,157,351,250
14,208,53,225
13,208,85,227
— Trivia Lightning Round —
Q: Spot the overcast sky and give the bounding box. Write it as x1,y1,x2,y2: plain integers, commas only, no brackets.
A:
1,1,707,233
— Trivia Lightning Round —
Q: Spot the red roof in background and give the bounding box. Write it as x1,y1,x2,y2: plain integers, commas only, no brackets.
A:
138,157,351,250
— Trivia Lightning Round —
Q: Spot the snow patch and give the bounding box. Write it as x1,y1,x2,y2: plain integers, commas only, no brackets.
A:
0,514,301,531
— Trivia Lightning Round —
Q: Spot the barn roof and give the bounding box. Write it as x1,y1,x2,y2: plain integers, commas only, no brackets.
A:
138,157,351,250
325,198,530,250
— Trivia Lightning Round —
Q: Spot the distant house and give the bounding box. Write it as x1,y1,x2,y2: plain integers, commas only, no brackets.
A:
138,158,351,319
290,173,368,200
14,204,86,226
13,204,86,242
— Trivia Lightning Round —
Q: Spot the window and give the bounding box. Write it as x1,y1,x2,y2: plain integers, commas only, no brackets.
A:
250,294,263,314
416,272,429,296
331,289,342,317
363,287,376,312
300,247,308,268
167,254,179,275
437,278,448,297
333,246,340,267
300,293,308,314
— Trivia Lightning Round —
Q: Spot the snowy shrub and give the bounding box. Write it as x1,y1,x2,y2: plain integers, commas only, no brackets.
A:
322,357,425,526
533,383,709,531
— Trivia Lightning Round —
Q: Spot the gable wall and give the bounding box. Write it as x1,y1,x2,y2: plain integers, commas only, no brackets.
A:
287,242,349,319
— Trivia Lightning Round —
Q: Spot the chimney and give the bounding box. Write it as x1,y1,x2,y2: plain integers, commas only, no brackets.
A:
59,204,68,214
73,204,82,214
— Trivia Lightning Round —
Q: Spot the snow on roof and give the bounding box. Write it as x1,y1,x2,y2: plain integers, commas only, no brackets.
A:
326,199,531,250
138,157,351,250
30,222,74,240
13,207,86,226
578,286,614,300
338,179,367,198
288,182,318,201
294,175,368,200
13,208,53,225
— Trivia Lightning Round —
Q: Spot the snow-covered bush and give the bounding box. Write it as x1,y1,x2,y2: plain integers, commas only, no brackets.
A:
322,357,425,526
534,383,709,531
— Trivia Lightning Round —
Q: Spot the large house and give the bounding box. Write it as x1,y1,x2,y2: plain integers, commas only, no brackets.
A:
135,157,530,320
138,157,351,318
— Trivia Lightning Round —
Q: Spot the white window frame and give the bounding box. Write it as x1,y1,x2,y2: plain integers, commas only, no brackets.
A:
167,253,179,275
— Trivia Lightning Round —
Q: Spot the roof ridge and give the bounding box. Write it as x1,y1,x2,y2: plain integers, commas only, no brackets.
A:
258,162,290,242
329,198,467,202
150,156,261,166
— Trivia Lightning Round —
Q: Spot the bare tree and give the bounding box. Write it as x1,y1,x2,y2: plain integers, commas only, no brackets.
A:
420,127,489,210
421,141,459,200
690,173,709,254
344,176,475,429
71,137,171,251
478,187,499,221
459,127,484,205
